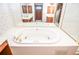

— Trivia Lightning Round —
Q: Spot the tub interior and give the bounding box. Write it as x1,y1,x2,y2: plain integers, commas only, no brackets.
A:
12,27,60,44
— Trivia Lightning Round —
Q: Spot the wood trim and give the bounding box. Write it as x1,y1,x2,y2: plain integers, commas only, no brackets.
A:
0,40,7,53
0,40,12,55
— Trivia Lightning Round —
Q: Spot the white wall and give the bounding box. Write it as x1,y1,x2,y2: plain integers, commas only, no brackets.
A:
8,3,22,25
62,3,79,41
0,4,15,35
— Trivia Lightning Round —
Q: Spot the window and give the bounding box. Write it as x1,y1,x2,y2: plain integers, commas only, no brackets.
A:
22,4,32,13
47,6,55,14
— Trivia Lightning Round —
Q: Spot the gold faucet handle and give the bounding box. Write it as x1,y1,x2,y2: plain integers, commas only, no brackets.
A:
14,33,23,41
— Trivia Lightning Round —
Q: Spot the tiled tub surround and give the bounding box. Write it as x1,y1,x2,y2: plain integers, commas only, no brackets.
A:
0,23,78,55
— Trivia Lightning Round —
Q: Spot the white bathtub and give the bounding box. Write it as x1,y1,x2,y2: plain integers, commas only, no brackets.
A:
1,22,78,55
7,22,60,44
13,27,60,44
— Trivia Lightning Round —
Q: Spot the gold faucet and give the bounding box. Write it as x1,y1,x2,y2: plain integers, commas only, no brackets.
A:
14,33,23,41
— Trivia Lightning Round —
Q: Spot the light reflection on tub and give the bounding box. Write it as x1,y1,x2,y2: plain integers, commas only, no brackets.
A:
13,27,60,44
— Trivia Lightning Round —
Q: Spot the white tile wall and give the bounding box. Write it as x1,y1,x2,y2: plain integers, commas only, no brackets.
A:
0,4,15,35
62,3,79,41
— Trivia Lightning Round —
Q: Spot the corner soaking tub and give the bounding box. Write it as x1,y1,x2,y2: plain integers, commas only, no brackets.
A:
4,22,78,55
